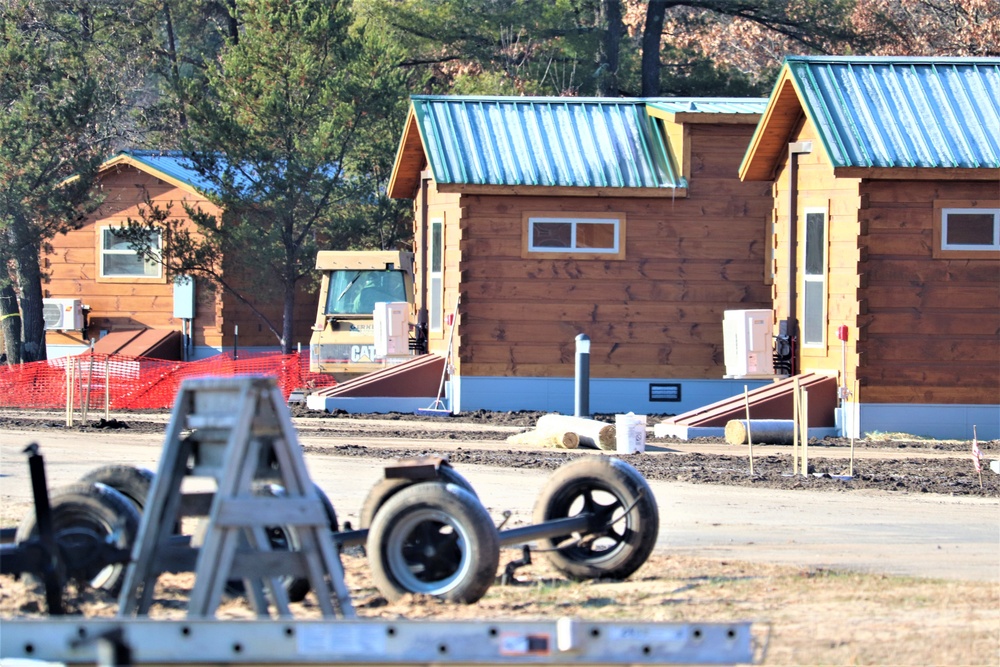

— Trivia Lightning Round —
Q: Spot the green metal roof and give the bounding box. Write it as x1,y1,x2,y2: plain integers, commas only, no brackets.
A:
646,98,768,115
785,56,1000,169
109,150,220,193
410,96,685,189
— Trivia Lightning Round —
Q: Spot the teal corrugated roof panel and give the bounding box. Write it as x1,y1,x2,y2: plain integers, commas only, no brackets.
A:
786,56,1000,169
117,150,220,194
646,98,768,115
411,96,682,189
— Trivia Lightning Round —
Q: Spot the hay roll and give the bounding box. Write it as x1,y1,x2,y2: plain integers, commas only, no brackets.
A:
536,414,616,450
724,419,796,445
506,430,580,449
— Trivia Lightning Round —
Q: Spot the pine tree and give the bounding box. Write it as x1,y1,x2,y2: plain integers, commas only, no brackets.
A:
128,0,408,352
0,0,139,362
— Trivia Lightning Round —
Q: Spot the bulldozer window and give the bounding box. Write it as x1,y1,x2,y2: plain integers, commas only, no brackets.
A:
326,270,407,316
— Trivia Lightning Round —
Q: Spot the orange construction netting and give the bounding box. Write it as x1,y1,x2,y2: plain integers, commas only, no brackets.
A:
0,351,337,411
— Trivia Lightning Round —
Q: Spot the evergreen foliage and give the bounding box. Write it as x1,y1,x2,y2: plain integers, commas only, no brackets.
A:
3,0,996,360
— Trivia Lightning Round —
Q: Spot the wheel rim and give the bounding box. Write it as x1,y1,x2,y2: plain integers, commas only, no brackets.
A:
548,481,630,565
52,508,125,589
384,507,474,596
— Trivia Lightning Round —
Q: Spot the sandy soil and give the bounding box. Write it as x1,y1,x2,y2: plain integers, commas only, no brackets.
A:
1,409,998,666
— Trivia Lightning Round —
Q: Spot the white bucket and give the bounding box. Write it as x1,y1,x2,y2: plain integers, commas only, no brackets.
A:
615,413,647,454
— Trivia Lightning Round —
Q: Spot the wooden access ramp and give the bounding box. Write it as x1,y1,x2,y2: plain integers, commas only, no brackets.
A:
311,354,445,398
304,354,447,413
653,373,838,440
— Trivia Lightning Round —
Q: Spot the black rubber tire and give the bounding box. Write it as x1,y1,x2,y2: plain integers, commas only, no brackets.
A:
532,457,659,581
366,481,499,604
15,482,140,595
358,464,477,529
283,483,339,603
79,465,155,513
225,482,339,603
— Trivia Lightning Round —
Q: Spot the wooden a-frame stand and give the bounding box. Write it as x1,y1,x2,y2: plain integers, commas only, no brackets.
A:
117,376,354,619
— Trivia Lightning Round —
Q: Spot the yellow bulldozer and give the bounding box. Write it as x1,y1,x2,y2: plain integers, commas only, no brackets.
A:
308,250,425,379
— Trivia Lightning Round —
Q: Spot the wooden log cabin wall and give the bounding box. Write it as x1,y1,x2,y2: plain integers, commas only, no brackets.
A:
740,55,1000,440
43,151,316,359
391,96,777,415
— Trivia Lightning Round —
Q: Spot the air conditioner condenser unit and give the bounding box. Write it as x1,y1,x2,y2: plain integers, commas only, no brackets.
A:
723,309,775,378
42,298,84,331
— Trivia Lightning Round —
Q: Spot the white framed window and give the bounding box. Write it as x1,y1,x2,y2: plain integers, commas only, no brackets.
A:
941,208,1000,251
428,218,443,333
99,227,162,278
523,212,626,259
801,208,827,347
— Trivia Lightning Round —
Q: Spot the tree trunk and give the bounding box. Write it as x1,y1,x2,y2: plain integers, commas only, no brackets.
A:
596,0,624,96
10,220,47,362
0,284,23,364
281,277,295,355
642,0,668,96
163,2,187,129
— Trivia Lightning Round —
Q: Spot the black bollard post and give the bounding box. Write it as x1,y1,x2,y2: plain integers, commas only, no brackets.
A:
574,333,590,418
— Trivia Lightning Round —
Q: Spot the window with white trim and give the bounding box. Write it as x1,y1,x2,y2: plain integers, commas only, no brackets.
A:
428,218,443,333
941,208,1000,251
100,227,162,278
526,215,622,256
802,209,827,346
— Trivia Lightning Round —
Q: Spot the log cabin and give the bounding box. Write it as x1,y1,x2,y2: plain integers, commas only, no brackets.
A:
388,95,776,415
739,56,1000,439
43,151,315,360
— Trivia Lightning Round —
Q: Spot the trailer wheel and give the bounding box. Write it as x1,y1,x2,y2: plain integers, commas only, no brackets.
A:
532,457,658,581
367,482,498,604
79,465,154,513
226,482,339,603
359,464,477,529
15,482,140,595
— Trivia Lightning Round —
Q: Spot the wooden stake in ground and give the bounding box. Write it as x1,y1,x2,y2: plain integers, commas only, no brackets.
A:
972,425,983,489
792,376,800,475
104,361,111,421
65,357,73,427
850,379,859,477
800,387,810,476
744,385,754,476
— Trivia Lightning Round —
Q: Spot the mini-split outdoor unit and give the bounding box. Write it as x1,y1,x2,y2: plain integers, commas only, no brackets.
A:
373,301,410,357
722,309,774,378
42,298,85,331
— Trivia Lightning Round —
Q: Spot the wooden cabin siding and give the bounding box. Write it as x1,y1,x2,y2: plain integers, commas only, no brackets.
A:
451,120,772,381
857,179,1000,404
44,163,324,353
215,254,319,349
44,166,224,350
769,118,863,389
414,178,463,364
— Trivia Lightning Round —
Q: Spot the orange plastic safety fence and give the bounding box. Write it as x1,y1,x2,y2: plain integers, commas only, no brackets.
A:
0,351,336,411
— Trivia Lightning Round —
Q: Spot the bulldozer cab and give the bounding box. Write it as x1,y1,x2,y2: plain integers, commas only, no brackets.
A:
309,250,419,377
326,269,407,317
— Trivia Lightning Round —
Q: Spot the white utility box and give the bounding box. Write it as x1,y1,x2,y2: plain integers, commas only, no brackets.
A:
373,301,410,357
42,298,84,331
722,309,774,377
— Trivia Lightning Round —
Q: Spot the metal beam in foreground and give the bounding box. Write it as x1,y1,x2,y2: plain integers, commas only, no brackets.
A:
1,617,755,665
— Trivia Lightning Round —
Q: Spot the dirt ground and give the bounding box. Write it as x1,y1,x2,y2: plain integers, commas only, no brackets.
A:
4,407,998,496
1,408,998,666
